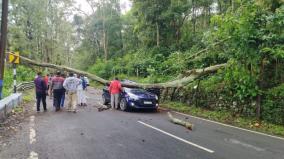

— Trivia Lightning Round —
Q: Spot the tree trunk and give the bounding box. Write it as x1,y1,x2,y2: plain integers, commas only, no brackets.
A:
170,88,177,101
218,0,222,13
156,21,160,47
231,0,234,10
161,88,169,102
102,3,108,61
192,0,196,34
103,24,108,61
256,59,265,121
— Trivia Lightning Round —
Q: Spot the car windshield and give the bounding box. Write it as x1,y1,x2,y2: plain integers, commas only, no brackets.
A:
124,88,147,94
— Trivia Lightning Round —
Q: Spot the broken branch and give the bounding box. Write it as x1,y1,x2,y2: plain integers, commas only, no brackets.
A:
168,112,193,130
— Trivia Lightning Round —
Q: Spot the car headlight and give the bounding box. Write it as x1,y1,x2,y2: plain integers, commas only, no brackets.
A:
128,93,139,101
155,95,158,100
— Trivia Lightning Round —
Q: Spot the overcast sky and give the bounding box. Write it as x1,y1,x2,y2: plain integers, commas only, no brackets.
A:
74,0,132,15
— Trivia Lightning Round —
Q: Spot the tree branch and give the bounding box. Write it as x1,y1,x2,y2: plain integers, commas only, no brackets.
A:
186,38,231,60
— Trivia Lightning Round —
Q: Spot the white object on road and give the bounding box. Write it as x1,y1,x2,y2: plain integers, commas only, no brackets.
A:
138,121,215,153
28,151,39,159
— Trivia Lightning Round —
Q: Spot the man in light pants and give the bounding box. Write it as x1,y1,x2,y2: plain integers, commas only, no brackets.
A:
63,72,81,113
109,77,122,110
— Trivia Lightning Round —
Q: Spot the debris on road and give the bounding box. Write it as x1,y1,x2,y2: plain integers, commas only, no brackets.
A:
97,105,110,112
168,112,193,130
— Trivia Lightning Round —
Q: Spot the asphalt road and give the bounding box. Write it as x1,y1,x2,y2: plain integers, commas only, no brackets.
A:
0,87,284,159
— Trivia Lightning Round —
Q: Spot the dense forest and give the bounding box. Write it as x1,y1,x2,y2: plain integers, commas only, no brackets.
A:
5,0,284,126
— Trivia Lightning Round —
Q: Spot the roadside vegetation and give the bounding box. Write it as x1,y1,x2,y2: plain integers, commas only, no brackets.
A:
3,66,35,97
6,0,284,134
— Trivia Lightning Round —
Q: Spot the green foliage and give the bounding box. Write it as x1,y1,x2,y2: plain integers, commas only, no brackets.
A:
224,62,259,101
3,65,35,97
87,59,114,79
262,84,284,124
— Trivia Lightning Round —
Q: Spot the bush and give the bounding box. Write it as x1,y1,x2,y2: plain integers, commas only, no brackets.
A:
262,84,284,125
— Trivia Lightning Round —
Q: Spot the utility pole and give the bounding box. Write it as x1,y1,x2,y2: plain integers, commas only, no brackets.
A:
13,63,16,93
0,0,9,99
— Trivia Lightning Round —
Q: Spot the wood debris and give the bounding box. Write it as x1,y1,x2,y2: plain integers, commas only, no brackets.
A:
168,112,193,130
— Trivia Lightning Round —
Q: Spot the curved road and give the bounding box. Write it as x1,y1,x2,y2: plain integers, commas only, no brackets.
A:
0,87,284,159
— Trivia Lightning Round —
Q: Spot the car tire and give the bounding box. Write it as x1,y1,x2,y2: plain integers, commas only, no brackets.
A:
153,108,158,113
102,94,108,105
120,98,128,111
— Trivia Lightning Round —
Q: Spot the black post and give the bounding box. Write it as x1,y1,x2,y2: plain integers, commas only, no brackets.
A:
0,0,9,99
13,63,16,93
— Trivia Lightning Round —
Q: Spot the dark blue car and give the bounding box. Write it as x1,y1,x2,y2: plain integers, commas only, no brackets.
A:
102,87,159,111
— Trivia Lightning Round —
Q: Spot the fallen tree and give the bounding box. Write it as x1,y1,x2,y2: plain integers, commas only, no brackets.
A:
18,54,227,89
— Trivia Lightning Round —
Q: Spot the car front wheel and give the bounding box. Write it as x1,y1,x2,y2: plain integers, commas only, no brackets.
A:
120,98,128,111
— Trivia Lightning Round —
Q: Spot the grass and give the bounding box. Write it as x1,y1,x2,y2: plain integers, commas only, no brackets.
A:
161,101,284,137
22,90,35,103
10,90,35,114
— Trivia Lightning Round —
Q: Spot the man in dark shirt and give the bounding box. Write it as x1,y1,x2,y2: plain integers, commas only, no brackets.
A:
34,72,47,112
51,71,65,111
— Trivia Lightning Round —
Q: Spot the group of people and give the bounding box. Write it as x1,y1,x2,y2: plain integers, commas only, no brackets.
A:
34,71,88,113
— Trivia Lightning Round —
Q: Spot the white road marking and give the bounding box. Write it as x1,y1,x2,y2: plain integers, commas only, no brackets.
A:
138,121,215,153
29,128,36,144
29,116,36,144
225,138,265,152
30,116,35,122
27,151,39,159
28,115,38,158
173,111,284,141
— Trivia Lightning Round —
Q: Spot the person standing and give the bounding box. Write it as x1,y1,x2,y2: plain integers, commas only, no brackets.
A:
109,77,122,110
51,71,65,111
60,73,66,108
63,72,81,113
34,72,47,112
43,74,49,95
48,73,54,98
77,75,87,106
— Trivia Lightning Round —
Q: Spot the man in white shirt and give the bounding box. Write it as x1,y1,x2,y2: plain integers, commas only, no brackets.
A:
63,72,81,113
